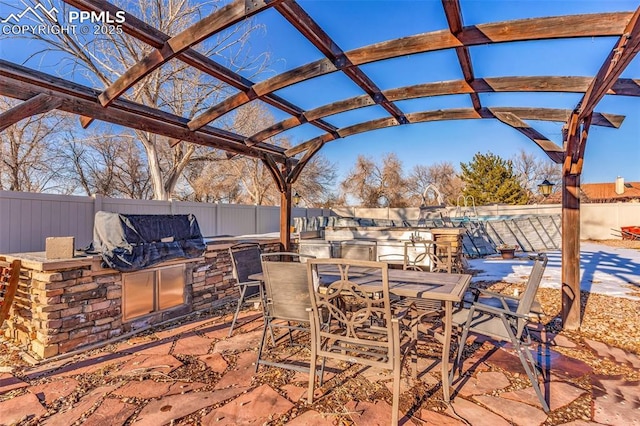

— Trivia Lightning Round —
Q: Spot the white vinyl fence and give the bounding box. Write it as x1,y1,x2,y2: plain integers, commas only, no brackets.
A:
0,191,331,253
1,190,637,254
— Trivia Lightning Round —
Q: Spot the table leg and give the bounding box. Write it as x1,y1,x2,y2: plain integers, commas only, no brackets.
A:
442,300,452,402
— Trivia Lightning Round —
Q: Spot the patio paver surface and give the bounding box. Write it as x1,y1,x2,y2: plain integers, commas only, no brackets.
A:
1,308,638,425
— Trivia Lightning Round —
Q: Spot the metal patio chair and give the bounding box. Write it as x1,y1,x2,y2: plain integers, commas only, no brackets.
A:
227,243,264,337
450,253,549,412
306,258,418,426
256,251,315,373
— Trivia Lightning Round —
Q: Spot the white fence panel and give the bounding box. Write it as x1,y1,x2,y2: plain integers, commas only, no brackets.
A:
101,197,172,215
580,203,640,240
2,190,639,254
172,201,218,237
218,204,257,236
0,191,94,253
257,206,280,234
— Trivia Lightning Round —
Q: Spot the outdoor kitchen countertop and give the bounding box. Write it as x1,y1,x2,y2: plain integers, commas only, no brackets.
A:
1,251,101,271
1,251,204,273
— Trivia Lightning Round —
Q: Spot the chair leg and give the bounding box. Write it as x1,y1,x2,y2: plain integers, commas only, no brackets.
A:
255,316,270,372
392,376,400,426
392,340,401,425
286,321,295,345
517,341,550,412
449,325,469,384
258,285,276,344
228,287,247,337
307,353,317,403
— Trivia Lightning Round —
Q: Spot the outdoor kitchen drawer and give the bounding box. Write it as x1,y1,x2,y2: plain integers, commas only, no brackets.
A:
122,264,185,321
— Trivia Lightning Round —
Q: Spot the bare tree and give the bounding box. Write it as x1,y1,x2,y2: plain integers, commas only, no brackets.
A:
512,149,562,202
293,154,337,208
20,0,269,200
182,157,242,203
182,103,337,206
0,97,66,192
340,153,408,207
59,131,152,198
406,162,463,206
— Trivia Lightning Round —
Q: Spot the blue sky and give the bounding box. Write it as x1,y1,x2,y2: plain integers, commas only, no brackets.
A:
1,0,638,188
244,0,640,185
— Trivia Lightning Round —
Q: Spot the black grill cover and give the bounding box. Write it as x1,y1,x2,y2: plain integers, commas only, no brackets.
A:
93,211,206,272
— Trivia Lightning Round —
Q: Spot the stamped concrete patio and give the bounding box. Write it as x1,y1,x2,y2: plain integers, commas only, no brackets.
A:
1,304,639,426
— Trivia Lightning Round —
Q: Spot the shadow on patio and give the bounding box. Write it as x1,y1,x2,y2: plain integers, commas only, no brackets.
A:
1,302,639,425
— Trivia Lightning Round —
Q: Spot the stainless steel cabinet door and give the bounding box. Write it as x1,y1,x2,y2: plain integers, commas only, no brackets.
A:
158,264,185,310
123,270,155,321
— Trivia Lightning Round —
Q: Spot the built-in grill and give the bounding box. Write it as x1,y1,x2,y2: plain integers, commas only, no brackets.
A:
93,212,206,321
93,211,205,272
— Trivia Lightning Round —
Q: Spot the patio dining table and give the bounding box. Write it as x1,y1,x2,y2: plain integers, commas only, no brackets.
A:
249,265,472,402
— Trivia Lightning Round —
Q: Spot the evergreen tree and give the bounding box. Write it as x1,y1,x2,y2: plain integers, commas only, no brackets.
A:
460,152,529,205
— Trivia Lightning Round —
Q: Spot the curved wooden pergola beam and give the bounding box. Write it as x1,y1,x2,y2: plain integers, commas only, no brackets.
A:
188,12,633,129
97,0,284,107
442,0,481,110
247,76,639,145
65,0,338,139
0,94,63,132
0,60,288,162
285,107,625,163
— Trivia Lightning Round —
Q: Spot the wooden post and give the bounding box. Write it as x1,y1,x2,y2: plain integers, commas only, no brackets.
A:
561,173,581,329
561,113,583,330
280,184,292,252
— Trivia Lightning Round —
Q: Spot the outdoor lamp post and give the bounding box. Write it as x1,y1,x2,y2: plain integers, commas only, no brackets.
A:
293,191,301,207
538,179,555,197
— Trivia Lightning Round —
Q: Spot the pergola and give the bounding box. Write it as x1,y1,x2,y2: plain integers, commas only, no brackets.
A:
1,0,639,330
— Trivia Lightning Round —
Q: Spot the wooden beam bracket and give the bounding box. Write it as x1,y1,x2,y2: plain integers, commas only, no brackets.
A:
245,0,268,13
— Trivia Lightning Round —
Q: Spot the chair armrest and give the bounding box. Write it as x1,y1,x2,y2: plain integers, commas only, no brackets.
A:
470,303,531,320
474,290,519,310
234,280,262,287
477,289,519,301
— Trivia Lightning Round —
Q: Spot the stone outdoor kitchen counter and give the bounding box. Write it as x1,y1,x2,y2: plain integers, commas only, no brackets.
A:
1,238,281,360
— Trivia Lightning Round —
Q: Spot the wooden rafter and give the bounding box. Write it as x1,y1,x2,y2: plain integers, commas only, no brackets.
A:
187,12,633,128
579,7,640,120
303,95,375,122
490,110,564,163
98,0,284,107
0,94,62,132
348,12,632,65
442,0,481,111
286,107,623,160
285,133,335,158
64,0,336,139
0,60,288,163
407,107,622,128
275,0,407,123
248,76,637,145
247,116,306,147
188,58,338,129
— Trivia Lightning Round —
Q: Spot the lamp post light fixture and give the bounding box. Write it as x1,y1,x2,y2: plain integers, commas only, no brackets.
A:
538,179,555,198
292,191,301,206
